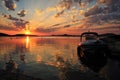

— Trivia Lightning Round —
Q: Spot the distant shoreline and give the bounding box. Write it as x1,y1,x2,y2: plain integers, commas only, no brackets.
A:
0,32,120,37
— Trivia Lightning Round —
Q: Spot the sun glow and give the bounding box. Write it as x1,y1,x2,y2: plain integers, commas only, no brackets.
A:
25,30,31,35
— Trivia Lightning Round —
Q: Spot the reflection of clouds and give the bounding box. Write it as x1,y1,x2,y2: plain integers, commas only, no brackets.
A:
36,54,42,63
0,37,82,80
0,37,30,56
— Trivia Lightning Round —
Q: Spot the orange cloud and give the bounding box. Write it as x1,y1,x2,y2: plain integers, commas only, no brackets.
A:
80,10,85,16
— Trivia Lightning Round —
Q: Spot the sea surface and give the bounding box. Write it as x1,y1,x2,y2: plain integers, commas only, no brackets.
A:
0,36,120,80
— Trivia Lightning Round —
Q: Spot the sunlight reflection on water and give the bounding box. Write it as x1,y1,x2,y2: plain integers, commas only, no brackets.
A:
0,37,120,80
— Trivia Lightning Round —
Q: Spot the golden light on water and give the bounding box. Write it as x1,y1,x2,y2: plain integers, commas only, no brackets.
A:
26,36,30,48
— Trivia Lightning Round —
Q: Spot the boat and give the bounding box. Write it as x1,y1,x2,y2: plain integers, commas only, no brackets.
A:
77,32,111,72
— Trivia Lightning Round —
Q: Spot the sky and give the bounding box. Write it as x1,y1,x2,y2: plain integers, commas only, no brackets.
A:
0,0,120,35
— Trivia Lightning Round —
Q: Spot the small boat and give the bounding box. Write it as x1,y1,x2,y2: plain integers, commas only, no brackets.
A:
77,32,111,72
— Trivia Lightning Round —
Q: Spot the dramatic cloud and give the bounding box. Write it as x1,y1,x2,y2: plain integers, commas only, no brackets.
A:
85,0,120,17
78,12,120,29
0,0,119,34
3,0,17,11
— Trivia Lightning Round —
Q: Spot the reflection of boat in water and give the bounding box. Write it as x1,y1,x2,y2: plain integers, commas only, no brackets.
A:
77,32,111,72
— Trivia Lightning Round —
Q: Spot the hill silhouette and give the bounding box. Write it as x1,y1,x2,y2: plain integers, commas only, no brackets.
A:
0,33,10,36
0,32,38,37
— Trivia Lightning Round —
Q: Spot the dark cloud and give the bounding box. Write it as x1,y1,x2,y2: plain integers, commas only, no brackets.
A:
55,10,64,17
3,0,17,11
85,5,107,16
83,0,120,32
51,24,61,27
35,24,72,33
3,14,20,21
63,25,71,28
34,24,70,33
105,0,120,12
79,12,120,30
85,12,120,24
85,0,120,17
17,10,27,17
35,27,56,33
4,14,19,21
13,20,29,29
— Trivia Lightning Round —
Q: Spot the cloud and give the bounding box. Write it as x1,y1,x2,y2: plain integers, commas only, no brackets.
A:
3,0,17,11
3,14,29,29
63,24,71,28
58,0,72,10
86,12,120,24
34,27,56,33
3,14,19,21
13,20,29,29
80,10,85,15
51,24,61,27
35,9,43,16
85,0,120,17
82,0,120,32
106,0,120,12
85,4,107,16
17,10,27,17
55,10,65,17
34,24,71,33
76,12,120,30
91,26,120,30
0,24,18,31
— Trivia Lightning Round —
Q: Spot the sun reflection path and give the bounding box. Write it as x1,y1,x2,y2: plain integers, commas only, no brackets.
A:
26,36,30,49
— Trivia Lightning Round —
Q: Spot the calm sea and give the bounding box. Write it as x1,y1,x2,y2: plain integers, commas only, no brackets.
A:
0,37,120,80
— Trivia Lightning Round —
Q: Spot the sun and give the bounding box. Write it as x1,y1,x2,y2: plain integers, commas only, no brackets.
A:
25,30,31,35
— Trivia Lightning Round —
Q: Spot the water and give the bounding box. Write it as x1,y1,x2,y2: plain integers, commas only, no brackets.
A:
0,37,120,80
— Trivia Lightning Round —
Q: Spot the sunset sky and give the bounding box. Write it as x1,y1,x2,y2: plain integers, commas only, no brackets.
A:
0,0,120,35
